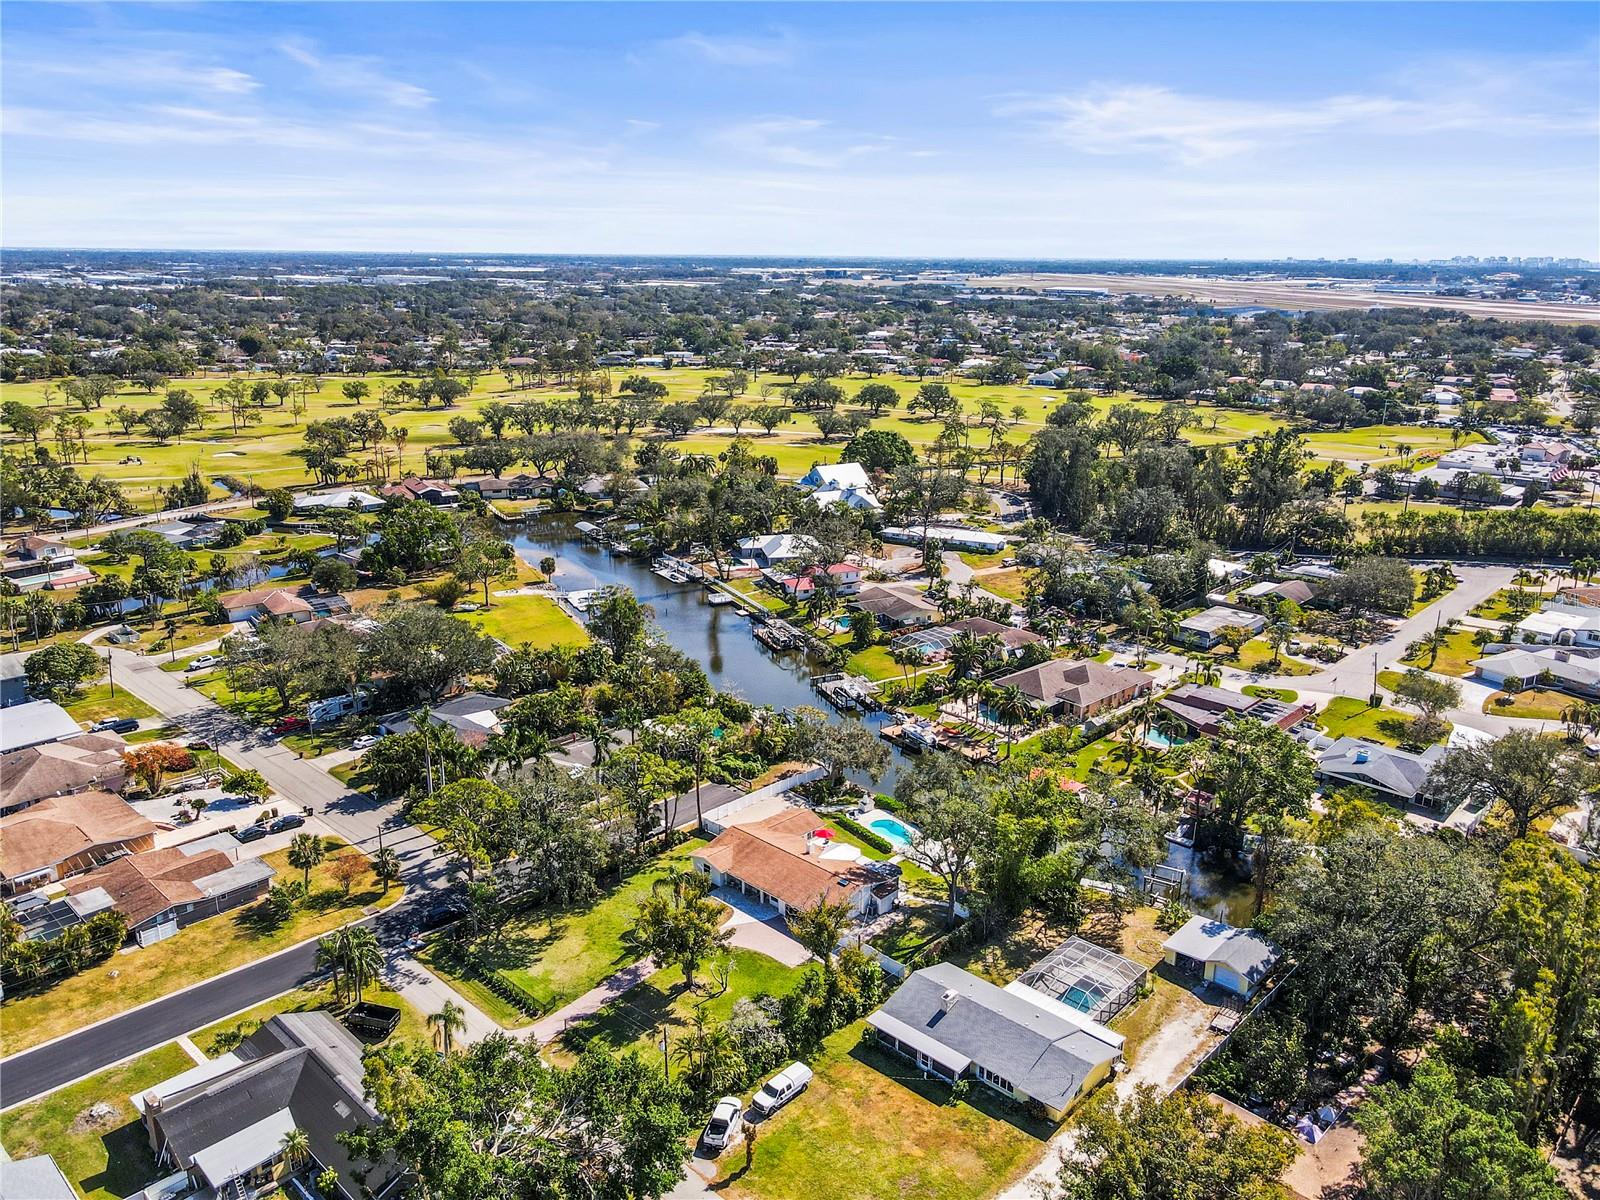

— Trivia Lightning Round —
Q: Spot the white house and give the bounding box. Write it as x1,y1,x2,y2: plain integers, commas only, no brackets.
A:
292,489,386,513
1516,602,1600,648
798,463,881,511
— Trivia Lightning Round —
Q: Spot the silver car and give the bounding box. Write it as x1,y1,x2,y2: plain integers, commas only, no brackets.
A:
702,1096,742,1150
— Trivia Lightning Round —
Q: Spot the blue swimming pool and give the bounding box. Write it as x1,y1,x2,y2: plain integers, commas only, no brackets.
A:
1145,729,1187,750
868,816,912,849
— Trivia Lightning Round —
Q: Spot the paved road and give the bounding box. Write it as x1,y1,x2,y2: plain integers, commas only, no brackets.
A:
0,643,455,1109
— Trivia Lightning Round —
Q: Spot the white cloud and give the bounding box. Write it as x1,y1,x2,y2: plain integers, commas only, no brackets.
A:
708,117,894,169
657,30,800,67
999,77,1598,164
20,50,258,97
276,37,433,109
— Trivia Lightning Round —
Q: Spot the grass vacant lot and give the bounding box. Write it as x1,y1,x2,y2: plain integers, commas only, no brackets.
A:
0,1041,193,1200
1242,685,1298,702
420,839,707,1026
1,840,400,1054
1226,638,1318,676
63,683,157,725
1399,628,1486,677
193,978,429,1056
716,1020,1050,1200
974,567,1032,601
1318,696,1447,747
1484,688,1574,719
554,948,805,1064
461,590,587,648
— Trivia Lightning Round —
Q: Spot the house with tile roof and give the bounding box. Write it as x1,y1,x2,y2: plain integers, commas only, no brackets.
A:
990,658,1153,720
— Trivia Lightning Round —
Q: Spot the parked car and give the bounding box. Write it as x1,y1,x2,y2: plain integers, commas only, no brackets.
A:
415,890,467,931
350,733,380,751
702,1096,743,1150
186,654,221,670
269,813,306,833
90,717,140,734
234,824,269,843
750,1063,812,1116
272,716,309,734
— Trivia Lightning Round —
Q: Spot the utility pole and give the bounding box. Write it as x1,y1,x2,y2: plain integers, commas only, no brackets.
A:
105,646,116,698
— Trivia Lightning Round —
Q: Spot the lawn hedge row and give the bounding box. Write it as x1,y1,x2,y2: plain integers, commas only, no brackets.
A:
833,814,895,855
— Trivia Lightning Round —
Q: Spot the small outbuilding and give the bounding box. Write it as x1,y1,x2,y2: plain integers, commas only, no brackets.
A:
1160,916,1281,997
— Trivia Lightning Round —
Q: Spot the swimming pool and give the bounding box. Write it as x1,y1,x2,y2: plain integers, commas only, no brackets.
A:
1145,728,1187,749
860,809,915,850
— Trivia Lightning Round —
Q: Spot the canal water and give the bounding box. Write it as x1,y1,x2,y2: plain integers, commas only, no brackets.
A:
509,513,1260,919
508,514,907,790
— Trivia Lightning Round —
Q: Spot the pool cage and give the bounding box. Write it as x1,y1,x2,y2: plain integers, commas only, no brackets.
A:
1017,936,1148,1024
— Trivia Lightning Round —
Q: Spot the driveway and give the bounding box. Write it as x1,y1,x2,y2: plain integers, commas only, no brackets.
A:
713,887,814,967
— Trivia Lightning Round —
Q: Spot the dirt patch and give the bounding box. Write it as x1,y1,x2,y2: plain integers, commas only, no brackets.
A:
69,1100,120,1134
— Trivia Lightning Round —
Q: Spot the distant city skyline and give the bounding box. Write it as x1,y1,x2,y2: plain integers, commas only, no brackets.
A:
3,2,1596,259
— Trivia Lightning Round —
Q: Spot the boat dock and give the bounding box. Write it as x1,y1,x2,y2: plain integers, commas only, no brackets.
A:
753,619,803,651
813,673,882,711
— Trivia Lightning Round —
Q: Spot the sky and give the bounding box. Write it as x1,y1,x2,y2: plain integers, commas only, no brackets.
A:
3,2,1597,260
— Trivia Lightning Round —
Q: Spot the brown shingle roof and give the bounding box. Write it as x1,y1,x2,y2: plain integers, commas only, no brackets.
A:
695,806,875,911
946,616,1045,649
0,791,159,880
62,846,237,927
993,658,1153,707
0,732,129,812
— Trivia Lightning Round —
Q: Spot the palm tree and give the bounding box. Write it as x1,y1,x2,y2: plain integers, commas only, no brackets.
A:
673,1011,744,1094
286,833,326,888
1577,556,1600,585
988,684,1033,758
343,926,385,1001
315,930,350,1004
428,1000,467,1055
946,631,985,680
279,1126,311,1173
371,845,402,895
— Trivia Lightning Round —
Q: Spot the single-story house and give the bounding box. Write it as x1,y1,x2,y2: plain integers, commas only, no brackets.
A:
1161,916,1281,997
144,519,227,549
798,463,881,511
1556,585,1600,610
734,533,812,568
1472,646,1600,696
866,961,1123,1120
50,835,273,944
852,585,941,629
990,658,1153,720
691,803,897,919
1516,602,1600,648
221,586,351,626
379,475,459,505
1316,737,1446,804
0,698,83,754
1176,605,1268,650
457,473,558,501
879,524,1009,555
378,691,512,746
1156,685,1312,739
0,791,160,893
139,1012,402,1200
1238,579,1314,608
892,617,1043,663
1,536,94,591
0,729,130,816
764,562,862,600
292,488,386,513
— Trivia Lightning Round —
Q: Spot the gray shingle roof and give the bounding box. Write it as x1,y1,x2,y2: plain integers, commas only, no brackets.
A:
1161,916,1280,989
869,962,1120,1111
1317,737,1445,800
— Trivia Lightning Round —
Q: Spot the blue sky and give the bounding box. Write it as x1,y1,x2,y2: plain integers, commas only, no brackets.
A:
3,2,1596,259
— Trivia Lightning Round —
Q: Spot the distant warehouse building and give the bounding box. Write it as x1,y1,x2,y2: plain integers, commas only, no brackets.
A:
879,525,1008,554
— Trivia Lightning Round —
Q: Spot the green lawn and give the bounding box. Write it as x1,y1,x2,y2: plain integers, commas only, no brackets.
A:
420,839,707,1026
461,591,588,648
1317,696,1446,747
1,840,401,1054
192,979,430,1056
1399,628,1487,678
1224,638,1318,676
1242,685,1298,702
0,1042,193,1200
973,567,1031,602
1483,687,1574,719
62,683,157,725
868,902,951,965
715,1020,1051,1200
844,643,905,682
725,577,792,614
553,948,806,1063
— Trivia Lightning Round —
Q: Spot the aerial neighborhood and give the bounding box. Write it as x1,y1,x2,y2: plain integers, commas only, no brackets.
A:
0,4,1597,1193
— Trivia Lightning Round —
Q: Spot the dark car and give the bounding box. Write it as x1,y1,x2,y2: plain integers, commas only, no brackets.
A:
415,891,467,931
269,813,306,833
234,824,269,843
91,717,141,734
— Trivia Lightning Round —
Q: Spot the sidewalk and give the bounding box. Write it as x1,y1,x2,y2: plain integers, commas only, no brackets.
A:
383,952,501,1046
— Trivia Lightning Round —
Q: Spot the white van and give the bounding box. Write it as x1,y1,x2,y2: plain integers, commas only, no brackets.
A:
750,1062,812,1116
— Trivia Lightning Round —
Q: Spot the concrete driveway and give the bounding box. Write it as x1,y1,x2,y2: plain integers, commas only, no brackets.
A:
713,887,813,967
